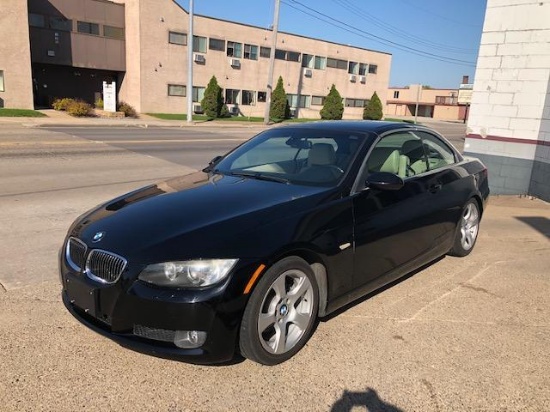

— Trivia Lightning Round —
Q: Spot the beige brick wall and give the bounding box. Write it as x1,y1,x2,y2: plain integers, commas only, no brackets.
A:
124,0,391,117
0,0,34,109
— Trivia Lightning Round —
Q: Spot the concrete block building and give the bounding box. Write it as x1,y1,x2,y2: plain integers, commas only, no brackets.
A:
464,0,550,200
0,0,392,119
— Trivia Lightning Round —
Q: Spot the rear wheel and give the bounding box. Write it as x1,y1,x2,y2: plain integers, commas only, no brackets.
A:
449,199,480,257
239,257,319,365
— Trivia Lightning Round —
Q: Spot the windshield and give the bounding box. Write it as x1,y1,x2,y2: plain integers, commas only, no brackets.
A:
214,128,367,187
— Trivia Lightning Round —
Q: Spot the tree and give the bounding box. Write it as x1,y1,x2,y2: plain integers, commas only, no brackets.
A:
363,91,383,120
201,76,223,119
270,76,289,121
320,84,344,120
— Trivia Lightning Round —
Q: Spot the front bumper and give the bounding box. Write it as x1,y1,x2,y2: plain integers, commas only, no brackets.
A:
60,259,253,364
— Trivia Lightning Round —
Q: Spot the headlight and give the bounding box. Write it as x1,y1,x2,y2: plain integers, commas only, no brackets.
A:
138,259,238,288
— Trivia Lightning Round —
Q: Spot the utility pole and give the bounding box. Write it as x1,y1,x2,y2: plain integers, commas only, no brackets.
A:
263,0,280,125
187,0,194,124
414,84,421,124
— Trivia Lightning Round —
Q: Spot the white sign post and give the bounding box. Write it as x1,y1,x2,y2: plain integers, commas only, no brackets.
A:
103,81,116,112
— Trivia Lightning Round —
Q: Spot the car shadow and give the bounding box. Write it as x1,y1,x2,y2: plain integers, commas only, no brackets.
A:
331,388,404,412
116,341,247,366
515,216,550,239
321,256,445,322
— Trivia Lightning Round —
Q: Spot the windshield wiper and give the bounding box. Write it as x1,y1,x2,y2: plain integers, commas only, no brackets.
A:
229,171,290,184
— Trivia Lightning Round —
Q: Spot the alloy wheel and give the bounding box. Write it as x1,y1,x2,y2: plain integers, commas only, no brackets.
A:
460,202,479,251
257,269,315,355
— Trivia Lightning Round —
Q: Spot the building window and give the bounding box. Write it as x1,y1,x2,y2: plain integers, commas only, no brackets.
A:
260,47,271,58
77,21,100,35
168,84,186,97
0,70,5,92
311,96,325,106
287,51,300,62
302,54,314,68
275,49,300,62
345,98,366,108
225,89,240,105
227,41,242,58
209,38,225,51
257,91,267,102
244,44,258,60
49,17,72,31
287,94,311,108
358,63,368,76
193,36,207,53
192,87,205,103
348,61,359,75
242,90,255,105
169,31,187,45
327,58,347,70
393,91,400,99
274,49,286,60
314,56,326,70
104,25,124,40
29,13,46,28
368,64,378,74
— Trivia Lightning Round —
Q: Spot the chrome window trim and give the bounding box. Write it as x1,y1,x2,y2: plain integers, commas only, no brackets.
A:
85,249,128,284
66,237,87,272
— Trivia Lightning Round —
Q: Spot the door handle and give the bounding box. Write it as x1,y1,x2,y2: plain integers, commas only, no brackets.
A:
429,183,442,193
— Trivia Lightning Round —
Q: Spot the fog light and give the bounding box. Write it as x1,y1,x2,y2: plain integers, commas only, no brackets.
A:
174,330,207,349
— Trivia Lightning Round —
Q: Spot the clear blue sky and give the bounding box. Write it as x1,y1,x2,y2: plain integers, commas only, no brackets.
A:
176,0,487,88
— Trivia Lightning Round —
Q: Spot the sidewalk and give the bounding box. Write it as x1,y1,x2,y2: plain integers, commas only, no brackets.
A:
0,109,273,129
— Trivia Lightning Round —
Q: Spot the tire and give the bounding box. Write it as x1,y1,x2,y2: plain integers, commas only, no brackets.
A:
449,199,480,257
239,256,319,365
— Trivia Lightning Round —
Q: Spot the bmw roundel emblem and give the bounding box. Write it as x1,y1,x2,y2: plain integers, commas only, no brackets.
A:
92,231,106,242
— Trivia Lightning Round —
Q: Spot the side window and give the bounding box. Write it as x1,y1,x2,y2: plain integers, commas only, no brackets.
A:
415,131,456,171
358,132,419,188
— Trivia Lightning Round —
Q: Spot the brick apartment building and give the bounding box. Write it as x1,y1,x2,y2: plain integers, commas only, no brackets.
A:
0,0,392,119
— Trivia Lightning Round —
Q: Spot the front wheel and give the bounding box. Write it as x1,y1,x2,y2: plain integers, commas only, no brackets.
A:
239,257,319,365
449,199,480,257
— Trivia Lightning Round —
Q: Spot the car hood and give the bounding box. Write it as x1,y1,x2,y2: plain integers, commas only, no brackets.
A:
70,171,332,261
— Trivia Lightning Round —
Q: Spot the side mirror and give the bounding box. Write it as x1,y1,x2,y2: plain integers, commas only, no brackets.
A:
365,172,404,191
202,155,223,173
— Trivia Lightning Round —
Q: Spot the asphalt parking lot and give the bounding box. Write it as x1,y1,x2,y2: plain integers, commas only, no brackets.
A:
1,119,549,411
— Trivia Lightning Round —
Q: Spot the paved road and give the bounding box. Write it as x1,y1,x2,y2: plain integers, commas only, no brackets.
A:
1,123,550,410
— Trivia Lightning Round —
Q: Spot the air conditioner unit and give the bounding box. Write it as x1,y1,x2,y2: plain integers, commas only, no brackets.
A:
303,68,312,78
289,108,297,118
230,58,241,68
230,106,239,115
193,54,205,63
193,104,203,114
359,76,366,84
349,74,357,83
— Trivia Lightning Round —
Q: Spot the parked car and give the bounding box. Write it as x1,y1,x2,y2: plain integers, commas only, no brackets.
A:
60,121,489,365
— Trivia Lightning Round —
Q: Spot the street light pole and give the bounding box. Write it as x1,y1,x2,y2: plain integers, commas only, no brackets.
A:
263,0,280,125
414,83,421,124
186,0,194,124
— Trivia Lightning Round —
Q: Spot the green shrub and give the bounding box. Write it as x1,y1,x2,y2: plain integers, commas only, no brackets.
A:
201,76,223,119
220,103,230,118
117,101,137,118
320,85,344,120
270,76,289,121
52,98,75,111
95,97,104,109
67,100,92,117
363,91,383,120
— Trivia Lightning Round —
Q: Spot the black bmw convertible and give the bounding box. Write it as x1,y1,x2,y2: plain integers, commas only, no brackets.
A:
60,121,489,365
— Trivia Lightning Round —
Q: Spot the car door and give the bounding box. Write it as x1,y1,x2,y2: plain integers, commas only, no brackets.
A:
351,130,452,290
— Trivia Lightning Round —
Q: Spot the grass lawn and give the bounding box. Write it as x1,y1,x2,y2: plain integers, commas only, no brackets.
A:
147,113,322,123
0,108,47,117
